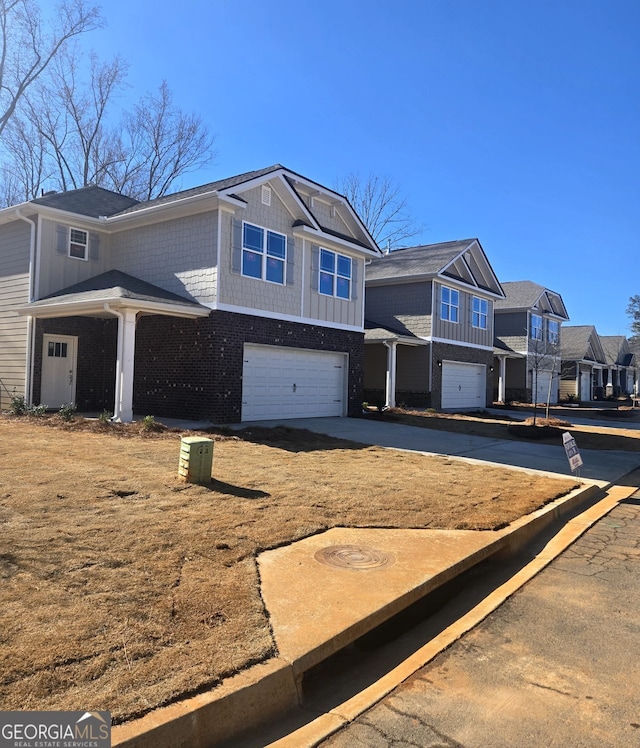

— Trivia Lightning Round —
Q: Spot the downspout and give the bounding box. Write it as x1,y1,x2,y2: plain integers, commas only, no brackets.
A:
14,209,36,404
104,303,124,421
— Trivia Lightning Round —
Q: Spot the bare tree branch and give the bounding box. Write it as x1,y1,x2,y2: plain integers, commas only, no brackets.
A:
336,172,424,250
0,0,102,137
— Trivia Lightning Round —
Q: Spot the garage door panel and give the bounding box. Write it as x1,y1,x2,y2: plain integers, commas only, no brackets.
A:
242,345,346,421
441,361,486,409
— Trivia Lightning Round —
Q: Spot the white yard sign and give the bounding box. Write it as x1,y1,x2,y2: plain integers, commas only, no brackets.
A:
562,431,583,472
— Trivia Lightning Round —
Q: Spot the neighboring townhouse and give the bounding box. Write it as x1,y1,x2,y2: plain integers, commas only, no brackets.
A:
559,325,607,401
0,165,380,422
600,335,636,397
363,239,505,410
493,281,569,405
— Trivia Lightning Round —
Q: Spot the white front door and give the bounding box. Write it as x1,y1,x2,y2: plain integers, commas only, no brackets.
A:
580,370,591,401
41,334,77,408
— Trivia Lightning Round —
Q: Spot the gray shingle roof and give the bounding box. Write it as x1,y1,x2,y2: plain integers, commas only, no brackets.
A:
35,270,202,308
364,319,421,341
113,165,286,216
31,185,139,217
560,325,598,360
366,240,475,282
599,335,629,366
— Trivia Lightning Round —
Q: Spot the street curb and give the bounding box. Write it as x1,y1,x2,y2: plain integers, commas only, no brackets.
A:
112,480,615,748
266,484,637,747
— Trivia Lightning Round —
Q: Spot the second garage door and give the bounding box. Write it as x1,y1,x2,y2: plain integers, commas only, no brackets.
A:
242,344,346,421
441,361,486,409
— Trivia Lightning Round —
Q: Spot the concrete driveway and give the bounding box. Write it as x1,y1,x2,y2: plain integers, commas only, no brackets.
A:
240,416,640,483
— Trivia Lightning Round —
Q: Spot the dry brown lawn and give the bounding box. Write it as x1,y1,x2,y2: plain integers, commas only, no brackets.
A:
0,415,578,723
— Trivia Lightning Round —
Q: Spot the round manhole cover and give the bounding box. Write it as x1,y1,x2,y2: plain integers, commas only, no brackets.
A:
314,544,395,570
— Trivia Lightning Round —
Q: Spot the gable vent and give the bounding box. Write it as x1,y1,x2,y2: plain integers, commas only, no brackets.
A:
261,185,272,206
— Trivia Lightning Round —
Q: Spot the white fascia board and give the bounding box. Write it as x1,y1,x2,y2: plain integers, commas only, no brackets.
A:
16,298,210,319
211,301,364,333
104,192,221,231
428,336,494,352
294,224,379,258
364,336,428,346
0,200,35,225
24,205,105,230
220,171,320,229
436,274,504,300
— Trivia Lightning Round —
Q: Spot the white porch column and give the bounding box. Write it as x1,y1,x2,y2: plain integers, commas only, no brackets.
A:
497,355,507,403
383,341,397,409
117,309,137,422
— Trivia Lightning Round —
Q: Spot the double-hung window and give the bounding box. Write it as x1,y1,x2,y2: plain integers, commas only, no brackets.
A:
472,296,488,329
547,319,559,345
242,222,286,284
319,248,351,300
441,286,459,322
69,228,88,260
531,313,543,341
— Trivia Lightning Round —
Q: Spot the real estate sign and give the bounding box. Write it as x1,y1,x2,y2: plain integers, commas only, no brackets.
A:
562,431,583,472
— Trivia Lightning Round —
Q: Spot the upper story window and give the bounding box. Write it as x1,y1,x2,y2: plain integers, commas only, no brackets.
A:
69,228,88,260
319,248,351,300
530,313,543,341
547,319,559,345
242,222,286,284
441,286,459,322
472,296,488,329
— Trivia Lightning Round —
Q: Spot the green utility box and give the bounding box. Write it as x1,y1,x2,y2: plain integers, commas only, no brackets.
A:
179,436,213,484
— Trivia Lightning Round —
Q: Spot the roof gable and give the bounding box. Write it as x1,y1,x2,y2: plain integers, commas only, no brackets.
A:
561,325,606,363
366,239,504,297
496,280,569,319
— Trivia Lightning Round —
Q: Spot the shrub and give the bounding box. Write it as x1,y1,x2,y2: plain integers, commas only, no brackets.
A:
8,394,28,415
98,410,113,424
57,403,76,422
141,414,161,432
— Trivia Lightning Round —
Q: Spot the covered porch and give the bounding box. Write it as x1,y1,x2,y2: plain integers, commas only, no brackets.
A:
18,270,210,422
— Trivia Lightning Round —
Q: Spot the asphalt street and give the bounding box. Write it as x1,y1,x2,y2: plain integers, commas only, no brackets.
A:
317,491,640,748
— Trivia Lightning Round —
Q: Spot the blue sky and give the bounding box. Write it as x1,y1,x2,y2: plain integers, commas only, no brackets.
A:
76,0,639,335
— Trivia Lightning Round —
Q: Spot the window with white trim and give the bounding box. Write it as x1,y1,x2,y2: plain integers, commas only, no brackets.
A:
319,248,351,299
531,313,543,340
547,319,559,345
242,222,286,284
441,286,459,322
472,296,488,329
69,228,88,260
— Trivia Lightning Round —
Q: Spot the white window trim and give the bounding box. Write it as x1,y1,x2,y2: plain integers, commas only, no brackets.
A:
69,227,88,261
241,220,287,285
318,247,352,300
471,296,488,329
547,319,560,345
441,285,459,323
531,313,543,340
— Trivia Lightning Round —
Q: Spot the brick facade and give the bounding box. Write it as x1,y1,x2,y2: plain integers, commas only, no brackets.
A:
37,311,364,423
34,317,117,410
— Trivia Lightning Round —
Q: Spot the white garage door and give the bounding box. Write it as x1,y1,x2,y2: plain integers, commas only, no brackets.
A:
441,361,485,409
534,371,558,404
242,344,346,421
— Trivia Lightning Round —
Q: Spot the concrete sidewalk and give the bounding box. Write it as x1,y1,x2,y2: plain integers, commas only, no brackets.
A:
240,416,640,482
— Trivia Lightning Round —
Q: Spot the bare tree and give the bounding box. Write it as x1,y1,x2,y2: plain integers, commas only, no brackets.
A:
0,0,101,137
106,82,216,201
0,54,216,203
529,334,560,425
336,173,423,250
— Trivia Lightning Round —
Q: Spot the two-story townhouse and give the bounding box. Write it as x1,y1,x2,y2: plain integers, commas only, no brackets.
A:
363,239,505,410
600,335,636,397
493,281,569,405
559,325,607,401
0,165,380,422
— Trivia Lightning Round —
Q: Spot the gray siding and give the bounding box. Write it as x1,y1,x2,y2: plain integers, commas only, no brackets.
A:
495,310,528,352
431,282,494,348
0,221,31,409
112,211,217,304
365,282,432,338
37,218,111,299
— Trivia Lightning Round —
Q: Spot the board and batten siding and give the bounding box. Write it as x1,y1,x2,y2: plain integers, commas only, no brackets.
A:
432,282,493,347
0,220,31,409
